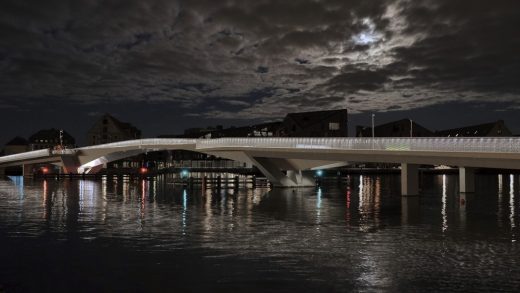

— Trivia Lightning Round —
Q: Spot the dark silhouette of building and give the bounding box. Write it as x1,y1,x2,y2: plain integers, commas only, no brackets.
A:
435,120,512,137
182,125,224,138
87,114,141,145
356,119,434,137
4,137,28,155
160,109,348,139
160,122,282,139
28,129,75,150
278,109,348,137
199,122,282,138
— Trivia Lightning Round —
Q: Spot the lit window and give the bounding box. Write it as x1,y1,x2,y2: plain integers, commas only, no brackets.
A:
329,122,340,131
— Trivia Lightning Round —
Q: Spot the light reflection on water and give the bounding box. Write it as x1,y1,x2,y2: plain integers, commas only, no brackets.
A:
511,175,516,240
442,174,448,232
1,174,520,291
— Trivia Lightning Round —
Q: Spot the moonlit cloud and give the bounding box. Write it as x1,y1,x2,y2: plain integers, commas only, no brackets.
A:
352,18,384,45
0,0,519,142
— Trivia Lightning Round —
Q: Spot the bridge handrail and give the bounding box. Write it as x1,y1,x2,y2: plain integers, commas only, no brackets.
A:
51,149,77,155
78,138,198,150
0,149,52,164
196,137,520,153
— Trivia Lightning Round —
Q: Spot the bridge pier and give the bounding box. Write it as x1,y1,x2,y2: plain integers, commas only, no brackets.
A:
250,157,314,187
401,163,419,196
459,167,475,193
60,155,80,174
22,164,34,178
0,167,4,177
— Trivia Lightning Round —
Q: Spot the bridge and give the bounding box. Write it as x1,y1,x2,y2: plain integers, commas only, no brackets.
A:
2,137,520,195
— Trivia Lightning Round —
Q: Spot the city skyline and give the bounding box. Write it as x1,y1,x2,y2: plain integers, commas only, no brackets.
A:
1,0,519,144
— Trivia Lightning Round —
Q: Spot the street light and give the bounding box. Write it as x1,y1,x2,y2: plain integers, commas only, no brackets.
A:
371,113,375,139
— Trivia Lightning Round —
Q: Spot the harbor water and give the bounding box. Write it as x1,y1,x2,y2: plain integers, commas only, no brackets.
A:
1,174,519,292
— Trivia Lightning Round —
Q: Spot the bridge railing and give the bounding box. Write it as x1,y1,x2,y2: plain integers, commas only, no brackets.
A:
0,149,52,164
196,137,520,153
51,149,77,155
79,138,197,150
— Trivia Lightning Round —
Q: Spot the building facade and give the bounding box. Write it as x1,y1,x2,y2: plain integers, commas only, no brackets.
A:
278,109,348,137
435,120,512,137
28,129,75,150
4,137,28,155
87,114,141,145
356,119,434,137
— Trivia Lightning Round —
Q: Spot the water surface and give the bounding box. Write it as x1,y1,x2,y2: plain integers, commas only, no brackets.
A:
1,174,519,292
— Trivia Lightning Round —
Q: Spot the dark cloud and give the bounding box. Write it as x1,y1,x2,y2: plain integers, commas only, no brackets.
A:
393,0,520,94
255,66,269,74
322,69,390,92
1,0,520,144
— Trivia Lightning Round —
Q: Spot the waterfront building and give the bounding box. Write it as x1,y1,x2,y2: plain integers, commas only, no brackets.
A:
199,122,282,138
28,129,75,150
356,118,434,137
435,120,512,137
4,136,28,155
278,109,349,137
87,113,141,145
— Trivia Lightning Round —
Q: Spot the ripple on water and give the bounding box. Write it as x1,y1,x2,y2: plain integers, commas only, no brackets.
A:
0,175,520,291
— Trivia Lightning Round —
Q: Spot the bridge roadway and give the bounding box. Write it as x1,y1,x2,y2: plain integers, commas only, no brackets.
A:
2,137,520,195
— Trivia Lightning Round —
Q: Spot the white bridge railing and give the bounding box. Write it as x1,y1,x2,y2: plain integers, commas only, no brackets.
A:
2,137,520,166
0,149,52,164
197,137,520,153
79,138,197,150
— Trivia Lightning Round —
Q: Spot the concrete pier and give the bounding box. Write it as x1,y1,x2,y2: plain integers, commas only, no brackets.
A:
401,163,419,196
22,164,34,178
250,157,315,187
459,167,475,193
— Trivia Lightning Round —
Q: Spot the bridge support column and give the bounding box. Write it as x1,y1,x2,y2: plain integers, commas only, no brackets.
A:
22,164,34,178
60,155,80,174
286,170,315,186
250,157,315,187
401,163,419,196
85,165,104,175
0,167,4,177
459,167,475,193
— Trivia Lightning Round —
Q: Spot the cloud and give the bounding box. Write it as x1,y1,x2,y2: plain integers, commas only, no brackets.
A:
0,0,519,124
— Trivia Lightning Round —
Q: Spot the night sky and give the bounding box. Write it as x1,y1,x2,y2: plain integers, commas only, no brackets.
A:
1,0,519,146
